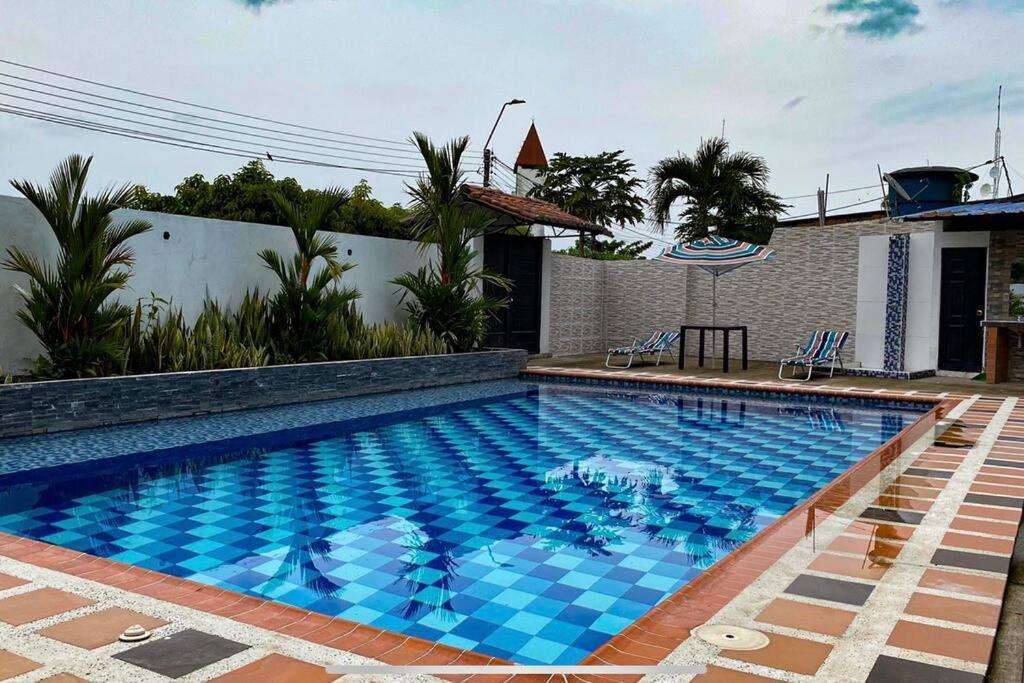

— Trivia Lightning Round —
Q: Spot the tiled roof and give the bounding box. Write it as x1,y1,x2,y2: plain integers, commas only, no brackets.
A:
463,184,612,236
514,123,547,170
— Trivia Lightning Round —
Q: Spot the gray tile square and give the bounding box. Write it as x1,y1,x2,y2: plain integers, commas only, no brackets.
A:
931,548,1011,575
113,628,249,678
860,506,924,525
964,492,1024,509
903,467,953,479
784,574,875,606
867,654,983,682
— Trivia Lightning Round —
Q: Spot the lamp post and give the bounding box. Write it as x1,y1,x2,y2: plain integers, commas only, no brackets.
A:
482,99,525,188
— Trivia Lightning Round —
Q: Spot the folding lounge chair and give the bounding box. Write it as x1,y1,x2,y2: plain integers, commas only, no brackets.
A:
606,331,680,369
779,330,849,381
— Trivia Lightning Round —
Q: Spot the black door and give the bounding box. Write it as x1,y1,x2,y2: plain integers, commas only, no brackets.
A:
483,234,542,353
938,247,986,372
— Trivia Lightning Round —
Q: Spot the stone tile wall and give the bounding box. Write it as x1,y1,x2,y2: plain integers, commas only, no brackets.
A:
986,230,1024,381
549,220,939,363
548,256,606,355
0,350,528,438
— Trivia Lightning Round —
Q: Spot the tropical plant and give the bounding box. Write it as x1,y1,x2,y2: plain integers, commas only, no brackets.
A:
259,189,360,361
649,137,786,244
1010,291,1024,317
394,133,509,352
2,155,152,378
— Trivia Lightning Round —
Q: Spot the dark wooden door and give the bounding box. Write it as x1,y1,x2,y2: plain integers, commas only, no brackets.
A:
938,247,986,372
483,234,542,353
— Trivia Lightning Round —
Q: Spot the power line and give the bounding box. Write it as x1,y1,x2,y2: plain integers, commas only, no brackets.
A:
0,72,444,162
780,183,876,200
0,104,424,178
782,196,884,221
0,91,431,172
0,57,485,157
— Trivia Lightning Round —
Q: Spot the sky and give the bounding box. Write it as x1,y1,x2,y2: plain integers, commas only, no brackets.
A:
1,0,1023,245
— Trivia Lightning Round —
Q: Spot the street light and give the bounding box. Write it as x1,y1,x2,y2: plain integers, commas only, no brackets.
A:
483,98,525,188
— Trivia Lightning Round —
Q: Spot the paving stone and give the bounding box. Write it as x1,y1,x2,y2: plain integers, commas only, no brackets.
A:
0,650,41,679
38,607,168,650
784,574,875,606
113,629,249,678
0,588,93,625
867,654,982,682
932,548,1012,574
207,654,337,682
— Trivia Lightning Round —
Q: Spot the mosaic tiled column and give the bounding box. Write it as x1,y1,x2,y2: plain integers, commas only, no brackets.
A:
883,233,910,372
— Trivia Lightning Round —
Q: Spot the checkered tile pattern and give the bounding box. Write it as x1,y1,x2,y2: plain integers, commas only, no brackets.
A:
0,384,924,664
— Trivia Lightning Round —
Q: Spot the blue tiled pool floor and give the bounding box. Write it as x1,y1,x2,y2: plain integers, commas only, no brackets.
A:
0,382,926,664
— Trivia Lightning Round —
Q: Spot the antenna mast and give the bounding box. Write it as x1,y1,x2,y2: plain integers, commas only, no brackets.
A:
992,85,1003,199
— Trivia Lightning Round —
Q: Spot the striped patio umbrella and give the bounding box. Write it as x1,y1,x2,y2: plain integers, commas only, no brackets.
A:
656,232,775,362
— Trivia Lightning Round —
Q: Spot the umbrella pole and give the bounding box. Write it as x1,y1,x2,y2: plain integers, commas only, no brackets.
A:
711,274,718,369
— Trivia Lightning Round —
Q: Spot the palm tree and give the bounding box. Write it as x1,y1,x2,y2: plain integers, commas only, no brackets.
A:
2,154,152,377
649,137,786,243
259,189,360,361
393,133,508,352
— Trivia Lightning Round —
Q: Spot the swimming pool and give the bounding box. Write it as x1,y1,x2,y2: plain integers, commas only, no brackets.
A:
0,379,929,664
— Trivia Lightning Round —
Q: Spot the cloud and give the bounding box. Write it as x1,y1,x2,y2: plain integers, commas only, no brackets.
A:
783,96,806,110
824,0,923,38
234,0,287,8
872,76,1022,124
938,0,1024,10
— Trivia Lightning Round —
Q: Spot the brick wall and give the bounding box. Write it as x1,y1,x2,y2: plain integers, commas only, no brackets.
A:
549,220,939,362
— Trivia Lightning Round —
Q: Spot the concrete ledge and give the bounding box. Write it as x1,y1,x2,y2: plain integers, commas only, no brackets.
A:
0,349,528,438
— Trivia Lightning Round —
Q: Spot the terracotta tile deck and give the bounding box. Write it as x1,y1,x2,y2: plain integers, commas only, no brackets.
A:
0,366,1017,681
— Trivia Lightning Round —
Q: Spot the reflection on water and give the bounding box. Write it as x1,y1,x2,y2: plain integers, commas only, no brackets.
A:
0,384,925,664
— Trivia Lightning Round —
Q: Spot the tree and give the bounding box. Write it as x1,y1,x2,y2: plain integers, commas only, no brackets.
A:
527,151,646,228
393,133,508,352
527,150,647,259
131,161,412,239
258,189,360,361
2,155,152,377
649,137,786,244
556,238,652,261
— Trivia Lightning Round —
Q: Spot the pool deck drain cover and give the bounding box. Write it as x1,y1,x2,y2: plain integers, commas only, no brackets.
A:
692,624,770,650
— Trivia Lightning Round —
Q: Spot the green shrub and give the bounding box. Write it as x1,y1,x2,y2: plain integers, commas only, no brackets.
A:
123,295,269,374
326,307,448,360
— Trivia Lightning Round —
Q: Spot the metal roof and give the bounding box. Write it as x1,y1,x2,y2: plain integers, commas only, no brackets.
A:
899,195,1024,221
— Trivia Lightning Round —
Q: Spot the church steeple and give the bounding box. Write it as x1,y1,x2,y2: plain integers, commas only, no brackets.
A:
514,123,547,172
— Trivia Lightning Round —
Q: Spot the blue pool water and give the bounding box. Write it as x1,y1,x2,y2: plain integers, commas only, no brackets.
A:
0,380,927,664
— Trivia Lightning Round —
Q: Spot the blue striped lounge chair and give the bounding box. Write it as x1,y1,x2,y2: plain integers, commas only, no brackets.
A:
778,330,849,381
606,331,680,369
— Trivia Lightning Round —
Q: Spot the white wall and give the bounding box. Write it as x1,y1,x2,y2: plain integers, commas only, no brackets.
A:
854,234,889,370
0,195,432,372
538,239,552,354
855,228,990,373
905,232,937,372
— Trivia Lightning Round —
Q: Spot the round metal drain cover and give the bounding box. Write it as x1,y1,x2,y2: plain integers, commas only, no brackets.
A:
692,624,769,650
